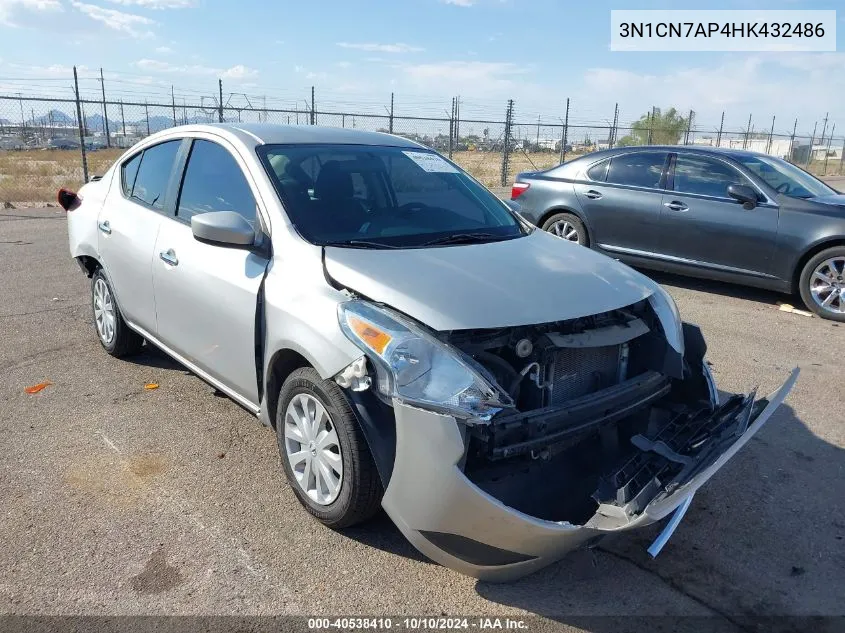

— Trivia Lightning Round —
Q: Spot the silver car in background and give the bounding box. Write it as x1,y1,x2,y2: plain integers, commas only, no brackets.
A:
63,124,797,581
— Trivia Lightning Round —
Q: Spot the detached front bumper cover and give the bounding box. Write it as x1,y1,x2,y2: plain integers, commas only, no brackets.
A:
381,368,799,581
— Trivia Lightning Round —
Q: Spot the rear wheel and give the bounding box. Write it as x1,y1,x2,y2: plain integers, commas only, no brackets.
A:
91,268,144,357
799,246,845,322
276,367,382,528
542,212,588,246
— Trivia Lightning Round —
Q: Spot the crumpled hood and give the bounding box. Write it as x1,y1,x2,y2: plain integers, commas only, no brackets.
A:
324,230,657,331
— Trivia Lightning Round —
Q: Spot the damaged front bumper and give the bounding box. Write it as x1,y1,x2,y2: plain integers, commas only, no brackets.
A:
380,368,799,581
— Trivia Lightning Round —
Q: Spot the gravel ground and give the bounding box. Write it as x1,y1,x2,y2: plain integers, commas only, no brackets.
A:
1,208,843,632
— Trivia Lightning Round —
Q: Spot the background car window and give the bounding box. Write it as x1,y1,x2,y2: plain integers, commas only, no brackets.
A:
177,140,257,225
673,155,749,198
586,159,609,182
121,153,141,197
130,140,180,210
606,153,667,188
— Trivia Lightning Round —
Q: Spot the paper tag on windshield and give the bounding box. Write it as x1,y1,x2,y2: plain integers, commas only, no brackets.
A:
402,151,459,173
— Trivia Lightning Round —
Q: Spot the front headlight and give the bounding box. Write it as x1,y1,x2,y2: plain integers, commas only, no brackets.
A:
648,284,684,354
338,300,512,420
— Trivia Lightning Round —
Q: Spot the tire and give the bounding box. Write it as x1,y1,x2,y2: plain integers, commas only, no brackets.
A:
542,212,589,246
90,268,144,357
276,367,382,528
798,246,845,322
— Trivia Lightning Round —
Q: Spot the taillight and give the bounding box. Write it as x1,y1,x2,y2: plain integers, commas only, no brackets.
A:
57,188,79,211
511,182,530,200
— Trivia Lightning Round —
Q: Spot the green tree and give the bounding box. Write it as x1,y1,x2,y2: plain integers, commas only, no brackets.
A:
616,107,689,147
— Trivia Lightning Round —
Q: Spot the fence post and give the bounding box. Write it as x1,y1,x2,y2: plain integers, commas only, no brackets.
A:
501,99,513,187
389,92,394,134
610,102,619,149
742,113,752,149
455,96,460,149
99,68,110,148
560,97,569,164
310,86,315,125
788,118,797,163
448,97,455,159
716,111,725,148
171,85,177,127
683,109,694,145
218,79,224,123
144,101,150,136
823,123,834,175
766,115,775,154
805,121,817,169
73,66,89,184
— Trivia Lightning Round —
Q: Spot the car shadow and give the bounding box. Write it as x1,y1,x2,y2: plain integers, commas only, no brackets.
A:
122,342,185,371
634,268,792,308
339,510,431,564
471,400,845,631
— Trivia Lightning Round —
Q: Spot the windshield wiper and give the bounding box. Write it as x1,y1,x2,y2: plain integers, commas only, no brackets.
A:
322,239,402,249
421,232,509,247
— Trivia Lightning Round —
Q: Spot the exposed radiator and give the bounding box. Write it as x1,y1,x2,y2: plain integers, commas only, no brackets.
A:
548,345,623,406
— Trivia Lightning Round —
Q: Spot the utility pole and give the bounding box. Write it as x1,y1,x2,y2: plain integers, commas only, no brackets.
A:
536,114,541,150
560,97,570,164
310,86,315,125
684,109,694,145
99,68,110,148
73,66,89,183
171,85,177,127
144,101,150,136
823,123,834,175
647,106,657,144
743,113,752,150
120,100,126,146
766,115,776,155
610,102,619,148
716,111,725,148
218,79,224,123
839,137,845,176
448,97,455,159
788,118,798,163
389,92,394,134
806,121,817,168
455,96,460,148
819,112,829,151
501,99,514,187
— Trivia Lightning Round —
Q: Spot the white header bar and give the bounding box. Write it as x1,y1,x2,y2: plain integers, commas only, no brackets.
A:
610,10,837,52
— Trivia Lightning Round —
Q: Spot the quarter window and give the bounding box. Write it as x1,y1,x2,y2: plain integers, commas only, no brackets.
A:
606,153,668,188
176,140,257,225
673,155,750,198
130,140,181,210
586,159,609,182
121,153,141,197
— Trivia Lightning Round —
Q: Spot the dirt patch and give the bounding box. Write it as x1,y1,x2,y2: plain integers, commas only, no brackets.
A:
64,452,168,506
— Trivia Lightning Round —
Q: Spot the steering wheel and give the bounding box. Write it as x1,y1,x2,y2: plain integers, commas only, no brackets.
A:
775,182,791,194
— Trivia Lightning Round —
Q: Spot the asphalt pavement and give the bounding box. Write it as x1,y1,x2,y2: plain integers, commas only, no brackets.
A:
1,208,843,632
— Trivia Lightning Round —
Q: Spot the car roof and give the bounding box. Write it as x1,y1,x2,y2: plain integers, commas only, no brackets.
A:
156,123,425,149
566,145,774,163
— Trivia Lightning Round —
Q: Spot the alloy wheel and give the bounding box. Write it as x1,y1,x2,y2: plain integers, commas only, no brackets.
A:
93,278,116,345
549,220,580,242
809,257,845,314
284,393,343,505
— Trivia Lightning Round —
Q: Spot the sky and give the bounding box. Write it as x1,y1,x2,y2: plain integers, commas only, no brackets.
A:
0,0,842,136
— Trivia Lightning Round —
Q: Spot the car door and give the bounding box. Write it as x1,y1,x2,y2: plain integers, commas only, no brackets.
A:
659,153,779,277
97,139,182,334
151,137,270,406
574,151,669,255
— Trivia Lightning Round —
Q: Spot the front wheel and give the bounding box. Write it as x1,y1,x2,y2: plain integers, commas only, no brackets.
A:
798,247,845,322
542,212,588,246
276,367,382,528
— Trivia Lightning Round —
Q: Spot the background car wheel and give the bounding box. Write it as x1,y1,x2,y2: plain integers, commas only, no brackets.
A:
799,246,845,322
276,367,382,528
542,212,588,246
91,268,144,357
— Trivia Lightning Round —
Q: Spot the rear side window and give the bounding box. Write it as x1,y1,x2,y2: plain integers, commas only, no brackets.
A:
176,140,257,225
586,159,609,182
130,140,181,210
673,155,750,198
606,153,667,189
121,153,141,197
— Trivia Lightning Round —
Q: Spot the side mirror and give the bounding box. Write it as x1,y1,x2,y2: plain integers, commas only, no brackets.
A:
727,184,758,210
191,211,255,247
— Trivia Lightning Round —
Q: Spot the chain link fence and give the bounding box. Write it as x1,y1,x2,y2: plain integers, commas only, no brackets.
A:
1,88,843,207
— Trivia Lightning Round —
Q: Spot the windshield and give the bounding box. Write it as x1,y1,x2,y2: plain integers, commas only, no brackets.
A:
258,144,526,248
735,154,835,199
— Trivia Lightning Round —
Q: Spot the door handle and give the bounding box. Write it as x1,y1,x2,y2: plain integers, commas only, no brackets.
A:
583,190,603,200
98,220,111,234
159,249,178,266
664,201,689,211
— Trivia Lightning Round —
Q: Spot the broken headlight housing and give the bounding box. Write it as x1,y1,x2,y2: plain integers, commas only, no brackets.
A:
338,300,512,420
